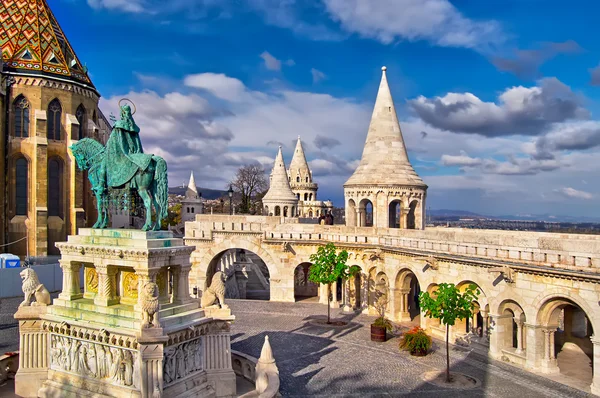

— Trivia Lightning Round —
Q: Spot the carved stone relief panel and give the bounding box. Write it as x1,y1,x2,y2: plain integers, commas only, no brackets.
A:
163,336,203,386
49,333,139,389
85,267,98,295
121,270,139,304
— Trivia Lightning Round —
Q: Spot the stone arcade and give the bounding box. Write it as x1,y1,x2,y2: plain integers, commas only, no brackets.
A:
184,67,600,395
14,229,236,397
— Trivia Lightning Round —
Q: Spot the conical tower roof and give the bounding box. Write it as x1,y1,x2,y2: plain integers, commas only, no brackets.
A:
0,0,94,88
263,146,297,202
345,67,426,188
289,136,312,183
185,171,200,200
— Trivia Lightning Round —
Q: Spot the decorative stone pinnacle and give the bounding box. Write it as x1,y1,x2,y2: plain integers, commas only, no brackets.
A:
259,335,275,364
382,66,387,71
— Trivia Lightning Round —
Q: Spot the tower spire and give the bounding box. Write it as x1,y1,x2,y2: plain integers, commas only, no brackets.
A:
186,171,199,199
263,147,297,201
289,136,311,184
345,66,425,187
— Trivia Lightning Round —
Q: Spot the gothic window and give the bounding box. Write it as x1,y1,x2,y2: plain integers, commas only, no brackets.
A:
47,99,62,140
191,207,195,213
76,104,86,140
305,176,308,183
304,193,308,201
13,95,30,138
15,158,28,215
296,176,300,183
48,158,64,217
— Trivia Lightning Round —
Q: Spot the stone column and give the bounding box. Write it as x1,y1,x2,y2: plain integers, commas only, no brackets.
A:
488,314,512,358
590,336,600,396
175,265,193,304
204,331,236,397
401,208,409,229
398,288,411,322
471,308,480,334
58,260,83,301
139,343,164,398
515,318,524,354
525,323,545,370
356,209,362,227
94,265,118,306
331,280,339,308
540,327,559,374
342,278,353,313
14,308,49,397
481,310,490,340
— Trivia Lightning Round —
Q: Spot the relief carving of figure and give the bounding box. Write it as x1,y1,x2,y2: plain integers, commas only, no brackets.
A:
19,268,51,307
140,282,160,328
201,272,228,309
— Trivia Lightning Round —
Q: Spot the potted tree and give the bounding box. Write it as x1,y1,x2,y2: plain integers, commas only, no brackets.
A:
419,283,479,382
399,326,432,356
308,243,355,324
370,294,392,342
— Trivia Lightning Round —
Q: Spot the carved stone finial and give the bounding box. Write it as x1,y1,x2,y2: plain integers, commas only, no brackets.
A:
259,335,275,364
19,268,51,307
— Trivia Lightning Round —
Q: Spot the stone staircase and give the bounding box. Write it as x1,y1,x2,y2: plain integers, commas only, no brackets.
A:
245,269,270,300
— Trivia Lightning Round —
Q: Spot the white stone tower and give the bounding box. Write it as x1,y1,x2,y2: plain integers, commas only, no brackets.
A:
344,67,427,229
288,136,317,202
263,146,299,217
181,171,203,222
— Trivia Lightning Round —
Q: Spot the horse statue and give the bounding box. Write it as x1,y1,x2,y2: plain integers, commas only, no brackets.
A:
69,100,168,231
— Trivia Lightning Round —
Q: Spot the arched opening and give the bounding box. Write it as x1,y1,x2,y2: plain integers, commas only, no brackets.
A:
47,98,62,140
388,200,401,228
15,157,28,216
358,199,374,227
368,268,389,316
454,281,486,342
191,207,195,213
309,193,313,201
294,262,318,302
346,199,356,227
308,210,313,218
296,176,300,183
304,193,308,201
283,206,288,217
497,300,526,357
305,176,308,183
394,269,421,322
76,104,86,140
296,193,300,200
12,95,30,138
537,297,594,387
264,205,269,216
274,206,281,216
407,200,418,229
347,268,362,309
205,249,271,301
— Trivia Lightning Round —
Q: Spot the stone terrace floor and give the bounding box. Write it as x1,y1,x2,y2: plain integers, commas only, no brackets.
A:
0,297,593,397
228,299,592,397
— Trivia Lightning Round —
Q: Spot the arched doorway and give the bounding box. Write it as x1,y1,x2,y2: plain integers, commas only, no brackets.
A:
389,200,401,228
394,269,421,322
346,199,356,227
205,249,271,300
346,267,362,309
407,200,418,229
359,199,373,227
274,206,281,216
294,262,318,302
496,300,526,357
454,281,487,341
536,297,594,387
368,268,389,316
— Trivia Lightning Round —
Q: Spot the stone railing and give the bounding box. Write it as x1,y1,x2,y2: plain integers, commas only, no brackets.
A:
186,215,600,274
236,336,280,398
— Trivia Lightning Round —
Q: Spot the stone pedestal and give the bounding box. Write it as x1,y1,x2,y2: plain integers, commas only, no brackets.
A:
15,229,236,398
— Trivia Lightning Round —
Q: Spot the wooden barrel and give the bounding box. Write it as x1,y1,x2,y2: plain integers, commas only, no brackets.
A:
370,324,386,342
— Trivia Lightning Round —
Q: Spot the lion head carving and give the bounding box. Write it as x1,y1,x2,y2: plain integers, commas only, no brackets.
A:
140,282,160,328
201,271,228,309
21,268,40,295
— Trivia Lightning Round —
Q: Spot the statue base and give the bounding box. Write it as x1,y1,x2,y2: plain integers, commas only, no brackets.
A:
15,229,236,398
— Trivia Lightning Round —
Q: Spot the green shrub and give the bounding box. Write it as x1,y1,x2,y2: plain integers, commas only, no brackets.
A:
399,326,432,355
372,316,393,332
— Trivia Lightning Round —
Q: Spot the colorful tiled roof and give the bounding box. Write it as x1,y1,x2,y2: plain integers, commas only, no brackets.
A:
0,0,94,87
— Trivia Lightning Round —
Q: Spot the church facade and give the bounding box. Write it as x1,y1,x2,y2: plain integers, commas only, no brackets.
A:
0,0,110,257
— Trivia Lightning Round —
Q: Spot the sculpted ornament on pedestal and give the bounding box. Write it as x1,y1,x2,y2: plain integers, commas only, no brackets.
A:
163,337,203,385
141,282,160,328
201,272,228,309
19,268,51,307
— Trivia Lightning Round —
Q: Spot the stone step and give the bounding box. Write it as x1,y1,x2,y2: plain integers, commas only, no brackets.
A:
49,305,141,330
245,290,269,300
160,308,206,329
159,302,200,317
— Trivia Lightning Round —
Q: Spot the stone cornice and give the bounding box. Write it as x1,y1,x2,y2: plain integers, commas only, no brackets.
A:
12,75,99,99
42,320,138,350
55,243,194,260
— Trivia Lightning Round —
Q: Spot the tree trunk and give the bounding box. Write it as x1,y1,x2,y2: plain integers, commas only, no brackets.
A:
327,283,331,324
446,323,450,383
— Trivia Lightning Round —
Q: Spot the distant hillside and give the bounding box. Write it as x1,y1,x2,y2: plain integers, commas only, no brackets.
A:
429,209,600,223
169,186,227,200
428,209,484,218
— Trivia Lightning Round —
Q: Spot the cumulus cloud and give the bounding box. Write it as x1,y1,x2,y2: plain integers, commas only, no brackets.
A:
322,0,503,50
87,0,147,13
589,64,600,86
441,151,560,175
492,40,583,79
555,187,593,200
311,68,327,83
314,135,341,149
410,78,589,137
183,73,248,102
441,151,482,167
531,121,600,160
260,51,282,71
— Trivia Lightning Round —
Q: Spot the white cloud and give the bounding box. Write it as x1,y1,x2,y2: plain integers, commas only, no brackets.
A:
183,73,248,102
311,68,327,83
555,187,593,200
87,0,147,13
260,51,282,71
323,0,503,50
441,151,481,167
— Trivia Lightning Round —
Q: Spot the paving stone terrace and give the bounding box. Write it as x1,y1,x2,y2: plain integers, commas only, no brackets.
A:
228,300,589,397
0,297,591,397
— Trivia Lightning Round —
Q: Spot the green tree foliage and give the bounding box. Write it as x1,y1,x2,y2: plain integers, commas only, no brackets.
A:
419,283,479,382
161,203,182,229
308,243,356,324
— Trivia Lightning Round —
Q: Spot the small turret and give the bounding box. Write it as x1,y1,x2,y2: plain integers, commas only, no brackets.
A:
262,147,298,217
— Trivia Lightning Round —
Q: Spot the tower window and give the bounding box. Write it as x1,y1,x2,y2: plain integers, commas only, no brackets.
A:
76,104,86,140
296,176,300,183
13,95,30,138
48,158,64,217
47,99,62,140
15,158,28,215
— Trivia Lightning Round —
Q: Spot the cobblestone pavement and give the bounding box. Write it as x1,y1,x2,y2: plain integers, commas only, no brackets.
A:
0,297,592,397
229,300,591,398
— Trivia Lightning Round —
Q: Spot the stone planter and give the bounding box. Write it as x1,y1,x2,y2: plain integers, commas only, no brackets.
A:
410,349,428,357
370,324,387,342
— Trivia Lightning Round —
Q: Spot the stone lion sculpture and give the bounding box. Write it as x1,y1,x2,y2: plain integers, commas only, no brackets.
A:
201,271,228,309
20,268,51,307
140,282,160,328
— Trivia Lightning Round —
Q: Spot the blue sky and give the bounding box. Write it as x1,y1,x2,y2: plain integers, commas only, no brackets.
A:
55,0,600,217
